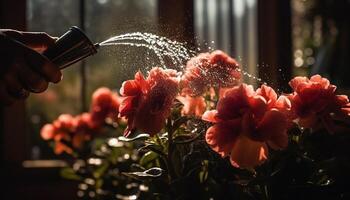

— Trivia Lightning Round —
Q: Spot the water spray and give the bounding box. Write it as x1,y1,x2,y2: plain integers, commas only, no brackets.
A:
43,26,194,70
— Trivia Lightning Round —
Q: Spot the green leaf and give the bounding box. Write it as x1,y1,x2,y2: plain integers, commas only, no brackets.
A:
173,133,201,144
95,178,104,189
138,144,166,157
93,138,107,150
93,162,109,179
118,133,150,142
172,116,189,130
199,160,209,183
199,170,208,183
60,167,82,181
140,151,159,167
122,167,164,180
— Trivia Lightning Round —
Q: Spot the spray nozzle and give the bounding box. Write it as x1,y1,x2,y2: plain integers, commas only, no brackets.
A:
43,26,98,69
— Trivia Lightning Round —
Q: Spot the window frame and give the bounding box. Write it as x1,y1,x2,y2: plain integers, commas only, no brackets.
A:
257,0,293,91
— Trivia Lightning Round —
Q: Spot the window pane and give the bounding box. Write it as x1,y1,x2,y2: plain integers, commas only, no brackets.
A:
85,0,159,100
291,0,350,89
26,0,80,159
25,0,159,160
194,0,258,85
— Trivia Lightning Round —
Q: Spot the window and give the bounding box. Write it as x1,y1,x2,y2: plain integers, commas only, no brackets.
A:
26,0,81,160
291,0,350,89
22,0,299,162
194,0,258,85
26,0,158,160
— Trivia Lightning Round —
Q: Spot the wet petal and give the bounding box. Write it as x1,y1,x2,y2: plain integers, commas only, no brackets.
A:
119,96,137,117
120,80,141,96
135,71,149,93
177,95,206,117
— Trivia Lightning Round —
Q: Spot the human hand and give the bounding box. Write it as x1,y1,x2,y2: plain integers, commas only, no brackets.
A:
0,29,62,105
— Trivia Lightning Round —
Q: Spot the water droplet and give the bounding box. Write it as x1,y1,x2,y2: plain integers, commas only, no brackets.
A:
99,32,195,70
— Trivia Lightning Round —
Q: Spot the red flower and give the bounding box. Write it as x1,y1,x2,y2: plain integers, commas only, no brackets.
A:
177,95,206,117
181,50,241,96
41,114,75,154
41,87,124,155
202,84,291,169
73,113,95,149
40,124,55,140
52,114,76,131
90,87,121,127
119,67,179,136
288,75,350,131
40,113,98,155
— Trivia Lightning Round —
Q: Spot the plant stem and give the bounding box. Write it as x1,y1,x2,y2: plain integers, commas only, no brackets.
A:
167,119,177,182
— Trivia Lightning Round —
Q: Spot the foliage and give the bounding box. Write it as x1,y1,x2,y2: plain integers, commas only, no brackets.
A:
41,50,350,199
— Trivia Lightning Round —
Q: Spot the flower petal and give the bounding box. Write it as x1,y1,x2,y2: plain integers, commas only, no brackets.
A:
289,76,309,91
119,96,137,117
40,124,55,140
336,95,349,106
120,80,141,96
341,107,350,116
177,95,206,117
205,123,239,157
248,95,267,118
230,135,268,169
256,85,277,105
257,109,288,149
310,74,330,88
217,85,253,120
275,95,291,111
202,110,220,123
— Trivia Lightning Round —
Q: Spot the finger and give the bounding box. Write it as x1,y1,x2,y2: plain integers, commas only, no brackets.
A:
2,30,57,51
23,32,57,52
0,33,20,75
13,61,49,93
0,81,16,105
23,47,62,83
3,73,30,100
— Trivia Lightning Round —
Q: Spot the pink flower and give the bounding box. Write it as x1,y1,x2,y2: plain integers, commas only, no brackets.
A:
177,95,206,117
72,113,94,149
202,84,291,169
119,67,179,136
288,75,350,131
90,87,121,127
41,114,76,155
40,113,98,155
40,124,55,140
181,50,241,96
